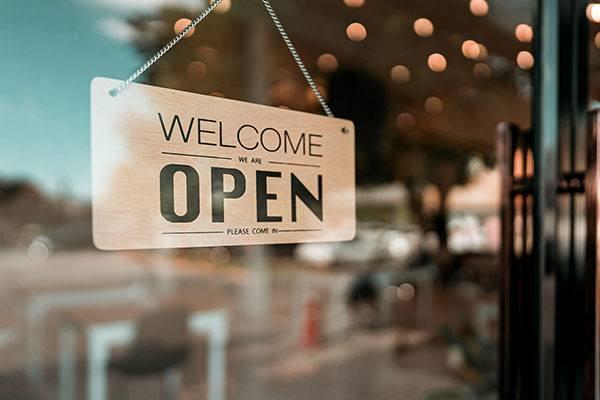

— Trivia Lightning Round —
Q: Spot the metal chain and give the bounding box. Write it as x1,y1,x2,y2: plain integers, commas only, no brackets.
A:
110,0,334,118
259,0,333,117
109,0,225,97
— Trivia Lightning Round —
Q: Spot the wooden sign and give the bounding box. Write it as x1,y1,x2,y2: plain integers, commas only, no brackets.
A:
91,77,356,250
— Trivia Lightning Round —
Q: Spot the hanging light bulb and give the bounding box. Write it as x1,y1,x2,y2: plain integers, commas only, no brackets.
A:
469,0,489,16
425,96,443,114
390,65,410,83
413,18,434,37
396,113,416,130
515,24,533,43
317,53,338,72
343,0,365,8
516,51,534,70
461,40,480,59
427,53,447,72
346,22,367,41
174,18,195,37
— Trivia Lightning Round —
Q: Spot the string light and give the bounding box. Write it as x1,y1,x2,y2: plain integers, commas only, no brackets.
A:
214,0,232,13
174,18,195,37
198,46,219,63
473,63,491,80
397,113,416,130
587,4,600,23
515,24,533,43
425,96,443,114
516,51,534,70
462,40,480,59
186,61,207,80
343,0,365,8
346,22,367,42
413,18,434,37
469,0,489,16
390,65,410,83
595,32,600,48
477,44,488,60
427,53,447,72
317,53,338,72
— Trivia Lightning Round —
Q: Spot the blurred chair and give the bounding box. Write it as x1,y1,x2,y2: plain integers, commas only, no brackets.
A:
0,374,41,400
0,326,17,350
108,306,191,400
0,325,39,400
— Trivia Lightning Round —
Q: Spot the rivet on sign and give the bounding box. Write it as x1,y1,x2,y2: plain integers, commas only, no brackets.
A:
342,127,349,134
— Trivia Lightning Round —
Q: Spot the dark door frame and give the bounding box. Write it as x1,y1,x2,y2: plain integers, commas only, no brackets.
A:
500,0,596,399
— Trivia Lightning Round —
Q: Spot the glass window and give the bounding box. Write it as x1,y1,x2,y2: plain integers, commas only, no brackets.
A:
0,0,533,398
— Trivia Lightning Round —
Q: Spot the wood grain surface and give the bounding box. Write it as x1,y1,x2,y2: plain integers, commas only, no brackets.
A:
91,77,355,250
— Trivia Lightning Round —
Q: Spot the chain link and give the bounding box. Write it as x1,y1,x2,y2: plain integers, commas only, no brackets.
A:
259,0,333,117
110,0,225,97
110,0,334,118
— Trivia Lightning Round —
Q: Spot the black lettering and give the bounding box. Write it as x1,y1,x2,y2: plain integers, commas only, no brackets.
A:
211,167,246,223
158,113,194,143
291,174,323,222
197,118,217,146
219,121,236,148
237,124,259,150
260,128,282,152
256,171,282,222
308,134,323,157
284,131,306,155
160,164,200,222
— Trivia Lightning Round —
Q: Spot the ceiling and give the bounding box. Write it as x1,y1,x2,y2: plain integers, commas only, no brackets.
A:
132,0,535,154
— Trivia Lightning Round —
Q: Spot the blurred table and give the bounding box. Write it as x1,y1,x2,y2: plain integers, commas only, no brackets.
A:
58,307,228,400
24,282,149,382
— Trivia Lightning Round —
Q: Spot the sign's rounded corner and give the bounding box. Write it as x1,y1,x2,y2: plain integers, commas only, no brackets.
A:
92,235,113,252
90,76,105,91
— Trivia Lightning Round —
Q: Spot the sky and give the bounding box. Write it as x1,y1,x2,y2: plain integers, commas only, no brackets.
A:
0,0,205,199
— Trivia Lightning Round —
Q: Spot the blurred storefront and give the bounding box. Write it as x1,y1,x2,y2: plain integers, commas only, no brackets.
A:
1,0,600,399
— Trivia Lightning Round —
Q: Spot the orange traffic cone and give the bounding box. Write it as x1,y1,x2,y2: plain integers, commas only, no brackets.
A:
300,295,321,348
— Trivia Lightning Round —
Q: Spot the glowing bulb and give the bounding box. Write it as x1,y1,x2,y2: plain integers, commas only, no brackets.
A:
595,32,600,48
396,113,415,130
427,53,447,72
473,63,491,80
198,46,218,63
425,96,443,114
343,0,365,8
515,24,533,42
517,51,534,70
186,61,207,80
477,44,488,60
587,4,600,23
469,0,489,16
413,18,434,37
346,22,367,41
461,40,480,59
390,65,410,83
174,18,195,37
214,0,231,13
317,53,338,72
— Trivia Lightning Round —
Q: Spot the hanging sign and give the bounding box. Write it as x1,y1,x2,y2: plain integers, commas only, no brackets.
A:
91,77,356,250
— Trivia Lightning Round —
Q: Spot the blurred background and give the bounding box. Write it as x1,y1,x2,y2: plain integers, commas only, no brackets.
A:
0,0,598,399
